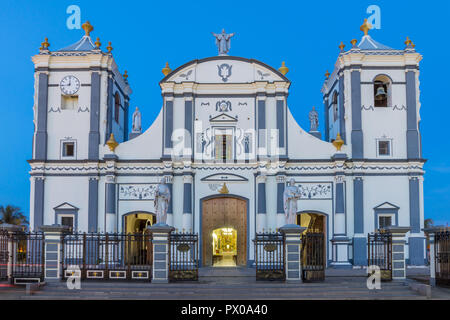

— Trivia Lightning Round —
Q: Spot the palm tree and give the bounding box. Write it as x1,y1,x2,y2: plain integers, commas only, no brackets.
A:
424,218,434,228
0,205,29,226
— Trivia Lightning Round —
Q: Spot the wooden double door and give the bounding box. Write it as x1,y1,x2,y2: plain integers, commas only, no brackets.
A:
202,197,247,266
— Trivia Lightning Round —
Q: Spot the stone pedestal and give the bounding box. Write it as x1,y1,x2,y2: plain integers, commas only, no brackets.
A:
40,225,71,281
384,226,411,280
279,224,306,282
147,223,175,283
0,224,23,283
330,237,352,268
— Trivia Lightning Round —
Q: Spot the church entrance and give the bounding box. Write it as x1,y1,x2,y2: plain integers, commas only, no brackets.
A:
297,212,327,274
202,197,247,267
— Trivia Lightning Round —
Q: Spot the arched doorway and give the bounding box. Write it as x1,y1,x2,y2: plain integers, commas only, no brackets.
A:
124,212,156,234
202,196,247,267
297,211,328,269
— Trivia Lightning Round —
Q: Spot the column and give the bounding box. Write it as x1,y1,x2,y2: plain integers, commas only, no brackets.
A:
331,172,351,268
163,95,174,159
148,224,174,283
34,72,48,160
40,225,71,281
88,176,99,232
182,175,193,232
104,154,118,233
353,176,366,265
408,176,425,265
275,95,286,158
280,225,306,282
265,175,277,231
33,176,45,231
338,73,346,143
323,96,329,142
257,95,267,157
406,69,421,158
276,175,286,228
88,71,101,160
184,95,193,158
172,175,183,230
385,226,411,280
256,175,267,232
350,68,363,159
165,175,174,226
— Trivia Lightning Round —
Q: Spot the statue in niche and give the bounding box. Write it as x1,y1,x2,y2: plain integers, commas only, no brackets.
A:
309,106,319,132
283,178,301,225
154,177,171,224
132,107,142,133
212,29,235,55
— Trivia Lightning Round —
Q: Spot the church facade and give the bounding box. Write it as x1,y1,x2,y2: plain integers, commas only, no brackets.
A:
28,20,426,267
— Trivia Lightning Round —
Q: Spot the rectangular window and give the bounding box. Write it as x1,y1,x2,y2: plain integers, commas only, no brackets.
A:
61,95,78,110
378,140,391,156
61,216,74,228
214,129,233,161
61,140,76,159
379,216,392,229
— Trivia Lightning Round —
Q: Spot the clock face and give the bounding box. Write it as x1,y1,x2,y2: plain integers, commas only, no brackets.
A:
60,75,80,95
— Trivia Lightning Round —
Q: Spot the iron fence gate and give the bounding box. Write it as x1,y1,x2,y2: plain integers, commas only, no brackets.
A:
11,232,45,282
301,232,325,281
254,232,285,281
0,230,9,280
169,232,199,281
368,232,392,281
435,231,450,286
62,232,152,281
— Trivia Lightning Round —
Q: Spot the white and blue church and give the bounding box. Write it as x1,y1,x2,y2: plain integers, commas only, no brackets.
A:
28,20,426,268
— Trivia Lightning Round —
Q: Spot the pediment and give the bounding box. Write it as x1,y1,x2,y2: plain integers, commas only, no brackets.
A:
53,202,79,210
161,56,289,84
209,113,238,123
374,202,400,210
201,173,248,182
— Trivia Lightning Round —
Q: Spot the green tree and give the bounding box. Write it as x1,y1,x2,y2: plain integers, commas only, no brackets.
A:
0,205,29,226
424,218,434,228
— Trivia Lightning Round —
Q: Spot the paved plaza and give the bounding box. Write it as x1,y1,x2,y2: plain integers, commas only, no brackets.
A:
1,267,449,300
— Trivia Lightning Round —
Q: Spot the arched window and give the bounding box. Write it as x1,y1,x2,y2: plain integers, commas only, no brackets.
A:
114,92,121,123
373,75,391,107
332,92,338,122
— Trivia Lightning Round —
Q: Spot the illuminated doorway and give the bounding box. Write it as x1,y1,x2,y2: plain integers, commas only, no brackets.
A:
212,227,237,267
123,212,156,265
297,212,327,270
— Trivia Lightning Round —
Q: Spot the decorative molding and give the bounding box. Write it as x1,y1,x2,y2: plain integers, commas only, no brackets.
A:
201,173,248,182
48,107,61,113
217,63,232,82
77,106,90,113
296,182,332,200
118,184,157,200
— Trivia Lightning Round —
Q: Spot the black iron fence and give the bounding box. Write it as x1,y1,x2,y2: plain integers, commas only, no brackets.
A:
435,230,450,286
169,232,199,281
367,232,392,281
254,232,285,281
301,232,325,281
11,231,45,282
0,230,9,280
62,232,152,281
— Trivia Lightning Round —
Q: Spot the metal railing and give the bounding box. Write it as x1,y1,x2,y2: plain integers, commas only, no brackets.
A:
62,232,152,281
368,232,392,281
435,230,450,286
11,231,45,281
301,232,325,281
254,232,285,281
0,230,9,280
168,232,199,281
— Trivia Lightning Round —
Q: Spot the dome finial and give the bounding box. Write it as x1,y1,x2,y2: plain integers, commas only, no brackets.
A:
40,37,50,51
162,62,172,76
360,18,372,36
333,133,344,151
278,61,289,75
106,133,118,152
325,70,330,79
338,41,345,51
82,21,94,37
107,42,113,53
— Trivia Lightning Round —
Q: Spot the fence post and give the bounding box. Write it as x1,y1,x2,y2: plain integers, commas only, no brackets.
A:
40,225,71,281
279,224,306,282
384,226,410,280
423,227,443,287
0,224,22,283
147,223,174,283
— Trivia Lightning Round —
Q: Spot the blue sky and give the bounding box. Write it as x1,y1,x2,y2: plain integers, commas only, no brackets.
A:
0,0,448,226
